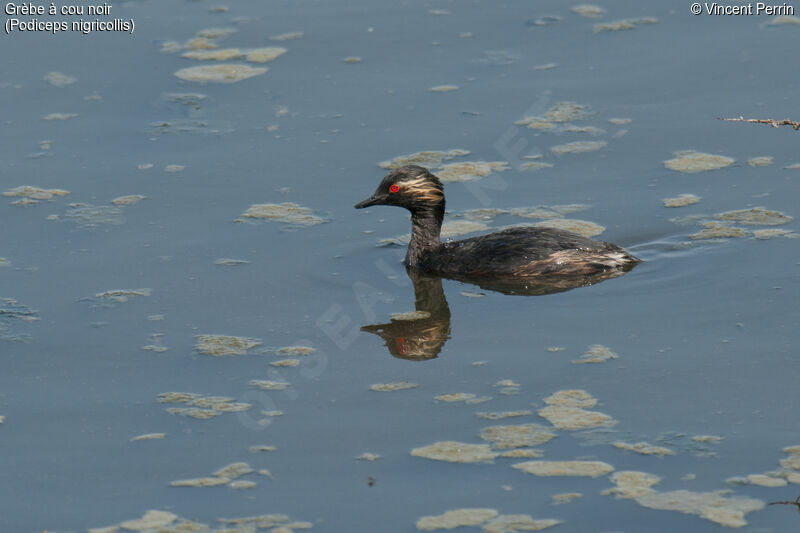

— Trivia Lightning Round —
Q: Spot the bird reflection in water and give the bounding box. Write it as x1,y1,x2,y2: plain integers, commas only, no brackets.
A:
360,266,635,361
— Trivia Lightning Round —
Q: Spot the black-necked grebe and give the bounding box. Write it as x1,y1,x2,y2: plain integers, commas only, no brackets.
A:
355,165,641,277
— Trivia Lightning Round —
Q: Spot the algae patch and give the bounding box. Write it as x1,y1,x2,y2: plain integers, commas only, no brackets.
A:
416,509,498,531
195,334,261,356
664,151,734,173
174,64,268,83
664,194,701,208
614,441,675,456
514,460,614,477
480,424,556,449
411,441,499,463
370,382,418,392
572,344,618,364
159,392,251,419
550,141,606,155
237,202,328,227
715,207,792,226
379,149,470,169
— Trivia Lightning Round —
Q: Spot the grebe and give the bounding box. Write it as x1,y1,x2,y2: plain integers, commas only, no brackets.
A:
355,165,640,277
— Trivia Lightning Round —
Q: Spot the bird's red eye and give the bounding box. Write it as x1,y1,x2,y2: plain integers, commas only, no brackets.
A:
389,184,400,193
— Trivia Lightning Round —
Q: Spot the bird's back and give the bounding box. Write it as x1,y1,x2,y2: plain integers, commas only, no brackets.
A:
417,226,639,277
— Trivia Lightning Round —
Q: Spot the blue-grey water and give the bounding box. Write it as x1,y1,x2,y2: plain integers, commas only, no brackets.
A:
2,0,799,531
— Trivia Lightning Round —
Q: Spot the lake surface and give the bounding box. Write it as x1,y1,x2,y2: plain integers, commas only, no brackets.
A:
2,0,799,531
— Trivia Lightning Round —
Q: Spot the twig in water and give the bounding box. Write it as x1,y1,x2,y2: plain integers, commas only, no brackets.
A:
769,495,800,511
720,115,800,131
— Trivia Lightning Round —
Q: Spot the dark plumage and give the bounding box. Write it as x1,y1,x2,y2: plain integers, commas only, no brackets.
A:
355,165,641,278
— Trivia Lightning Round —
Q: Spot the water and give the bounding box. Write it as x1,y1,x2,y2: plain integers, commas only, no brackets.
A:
2,0,799,531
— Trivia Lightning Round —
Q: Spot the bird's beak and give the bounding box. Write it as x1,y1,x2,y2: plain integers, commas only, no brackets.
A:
354,194,387,209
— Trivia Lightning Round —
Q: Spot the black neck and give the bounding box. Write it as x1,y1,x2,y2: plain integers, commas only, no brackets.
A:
405,203,444,266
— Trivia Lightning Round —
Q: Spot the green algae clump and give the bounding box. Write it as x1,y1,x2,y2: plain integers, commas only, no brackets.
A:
664,151,734,173
237,202,327,226
195,334,261,356
174,64,267,83
514,460,614,477
411,441,499,463
416,508,498,531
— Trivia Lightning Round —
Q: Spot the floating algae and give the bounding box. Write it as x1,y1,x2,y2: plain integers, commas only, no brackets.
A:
416,509,499,531
477,411,533,420
594,17,658,32
435,393,477,402
275,345,315,356
43,112,78,121
246,47,288,63
545,101,591,122
171,476,230,487
544,389,597,408
441,220,490,237
236,202,327,227
343,56,362,63
614,441,675,456
95,288,151,302
164,164,184,172
429,85,459,92
573,344,618,364
437,161,509,182
572,4,606,17
411,441,499,463
378,149,470,169
214,258,249,266
520,162,554,171
689,222,749,240
538,390,615,429
500,449,544,459
714,207,792,226
182,48,245,60
664,194,701,207
635,490,765,528
130,433,165,441
608,117,632,125
159,392,251,419
748,156,773,166
270,31,304,41
550,141,607,155
111,195,146,205
767,14,800,24
531,219,605,237
538,405,616,430
370,382,418,392
482,514,561,532
731,474,787,487
118,510,178,530
195,334,261,356
4,185,70,200
249,445,277,452
271,359,300,367
602,470,661,498
357,452,381,461
514,460,614,477
753,228,796,239
229,480,257,489
514,116,555,130
65,203,125,227
552,492,582,504
214,462,254,479
174,64,267,83
480,424,556,449
664,151,734,173
44,71,77,86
